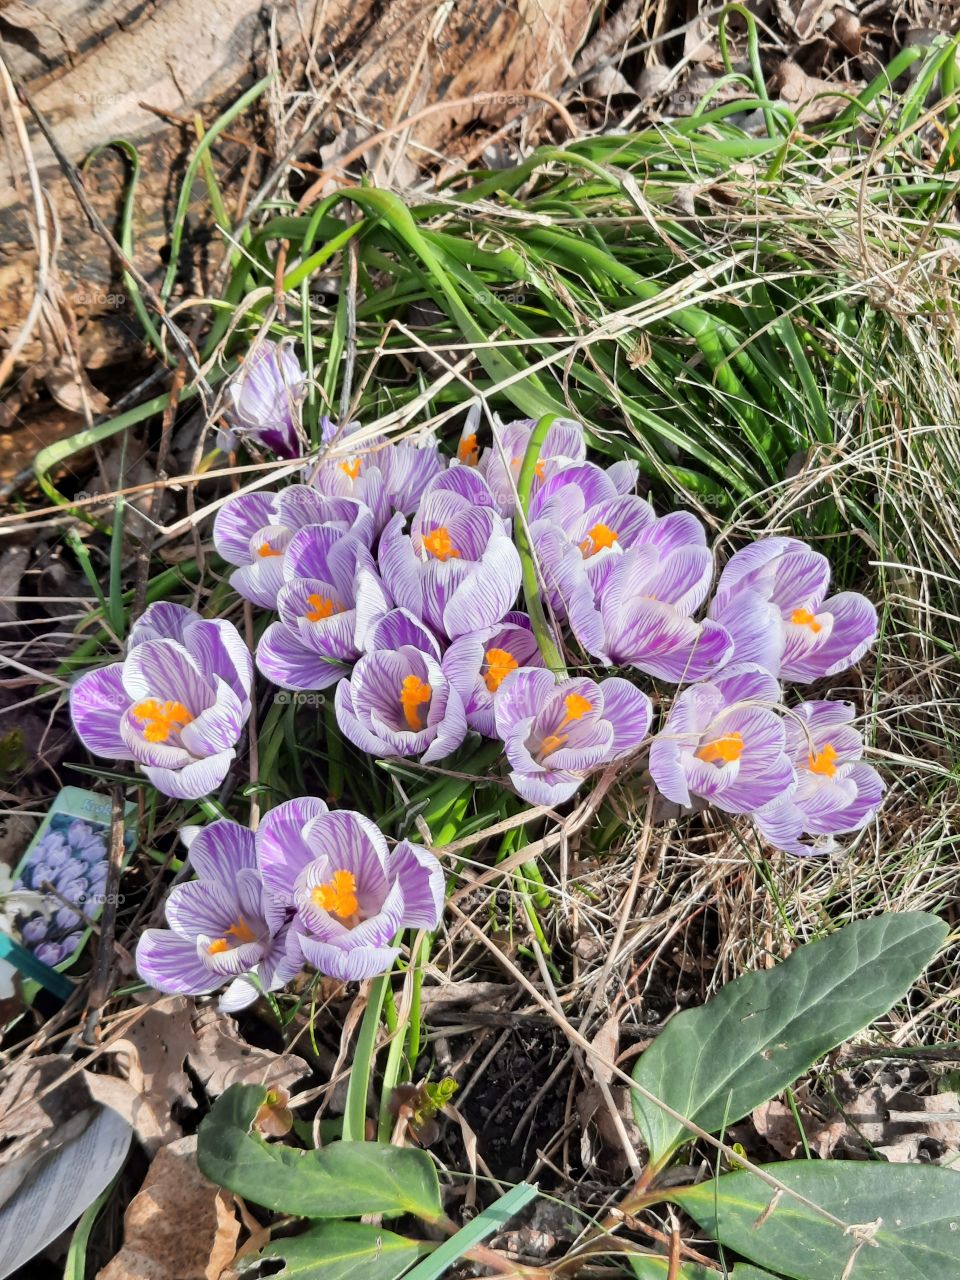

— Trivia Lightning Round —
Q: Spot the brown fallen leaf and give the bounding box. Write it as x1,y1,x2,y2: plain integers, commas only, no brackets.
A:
83,1070,174,1156
96,1136,239,1280
190,1005,312,1097
818,1086,960,1164
773,61,864,124
0,1056,94,1210
90,997,311,1151
752,1081,960,1165
44,352,110,416
752,1098,808,1159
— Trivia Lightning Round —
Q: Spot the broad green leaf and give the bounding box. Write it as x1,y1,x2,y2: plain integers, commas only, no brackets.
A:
672,1162,960,1280
632,912,946,1164
245,1222,429,1279
198,1085,443,1221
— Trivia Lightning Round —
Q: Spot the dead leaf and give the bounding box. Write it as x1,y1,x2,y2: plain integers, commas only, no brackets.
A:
683,12,719,64
773,61,864,124
83,1071,174,1155
0,1056,94,1210
794,0,835,41
44,353,110,415
831,7,862,56
94,998,310,1151
97,1136,239,1280
589,1013,621,1090
189,1005,311,1098
752,1099,808,1158
819,1086,960,1164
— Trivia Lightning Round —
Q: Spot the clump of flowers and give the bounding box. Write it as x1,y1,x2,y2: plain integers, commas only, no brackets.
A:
136,802,443,1002
64,347,887,1003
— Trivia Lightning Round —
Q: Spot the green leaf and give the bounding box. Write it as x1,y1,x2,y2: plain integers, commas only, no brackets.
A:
245,1222,429,1279
198,1085,443,1221
632,912,946,1164
402,1182,539,1280
672,1161,960,1280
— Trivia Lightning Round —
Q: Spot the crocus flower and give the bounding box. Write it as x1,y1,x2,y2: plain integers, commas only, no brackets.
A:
309,417,444,526
256,799,444,982
136,819,298,1011
559,516,733,682
213,484,374,609
754,701,885,856
648,665,795,815
378,468,522,641
709,537,878,681
69,601,253,801
493,667,653,806
527,461,651,622
442,612,545,736
256,528,390,690
527,462,732,681
21,917,49,946
335,610,468,761
471,414,589,516
218,339,307,458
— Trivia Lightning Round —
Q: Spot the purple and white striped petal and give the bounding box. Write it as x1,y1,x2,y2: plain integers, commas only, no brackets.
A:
223,339,307,459
256,620,353,691
212,491,278,566
69,663,135,759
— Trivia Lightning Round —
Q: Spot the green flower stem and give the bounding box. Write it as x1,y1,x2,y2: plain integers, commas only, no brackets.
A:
342,971,391,1142
516,414,567,677
406,931,430,1072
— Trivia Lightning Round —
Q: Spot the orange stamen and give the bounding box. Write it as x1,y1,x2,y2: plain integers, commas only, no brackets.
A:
207,918,256,954
578,523,619,558
458,432,479,466
512,455,546,479
808,743,838,777
304,593,343,622
257,543,282,558
539,693,593,759
131,699,194,743
311,869,359,919
400,674,432,730
422,526,461,562
340,457,362,480
560,692,592,726
695,732,745,765
791,608,822,633
483,648,518,693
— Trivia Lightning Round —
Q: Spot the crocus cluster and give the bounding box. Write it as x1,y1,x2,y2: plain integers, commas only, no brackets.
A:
207,358,883,856
135,801,444,1005
59,348,891,1009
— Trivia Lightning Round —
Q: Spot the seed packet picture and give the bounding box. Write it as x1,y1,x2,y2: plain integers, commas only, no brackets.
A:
11,787,134,971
